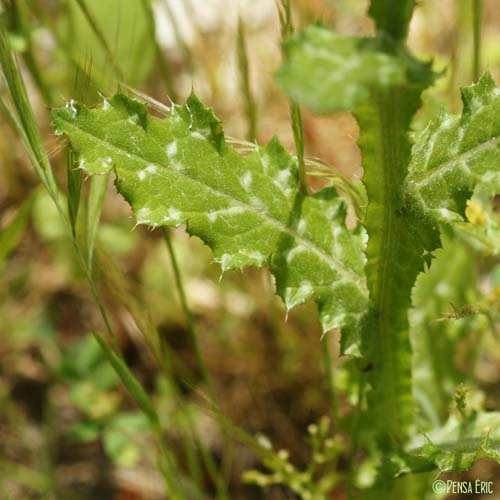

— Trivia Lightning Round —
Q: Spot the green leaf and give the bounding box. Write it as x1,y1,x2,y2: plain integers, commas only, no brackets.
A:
387,412,500,477
52,93,370,354
368,0,416,41
277,24,436,444
407,73,500,228
276,26,433,115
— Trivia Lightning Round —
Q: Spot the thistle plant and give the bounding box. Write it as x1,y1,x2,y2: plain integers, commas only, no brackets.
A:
3,0,500,498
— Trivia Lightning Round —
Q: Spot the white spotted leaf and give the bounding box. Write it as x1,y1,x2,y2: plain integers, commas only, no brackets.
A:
382,412,500,478
52,92,369,352
277,23,435,439
407,73,500,234
276,25,433,115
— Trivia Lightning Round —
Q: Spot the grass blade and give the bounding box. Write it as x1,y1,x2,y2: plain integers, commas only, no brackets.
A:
472,0,482,81
67,148,83,238
7,0,53,105
237,18,258,142
86,173,109,270
74,0,123,79
0,22,57,196
93,333,187,498
139,0,177,100
277,0,307,195
93,333,158,425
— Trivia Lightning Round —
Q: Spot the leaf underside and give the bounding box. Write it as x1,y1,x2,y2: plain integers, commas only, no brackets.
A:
52,93,369,352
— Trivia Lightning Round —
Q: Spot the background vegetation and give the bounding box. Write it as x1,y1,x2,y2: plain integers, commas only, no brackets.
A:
1,0,500,498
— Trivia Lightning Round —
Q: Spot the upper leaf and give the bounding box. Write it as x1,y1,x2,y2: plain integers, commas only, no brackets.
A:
52,93,369,352
407,73,500,227
276,26,433,114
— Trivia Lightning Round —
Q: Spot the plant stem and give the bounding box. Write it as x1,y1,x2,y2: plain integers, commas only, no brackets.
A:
472,0,482,82
357,89,421,443
162,0,193,72
27,0,109,93
162,228,230,499
74,0,123,80
279,2,337,426
148,12,229,493
139,0,178,101
162,228,213,394
321,335,337,421
277,0,308,195
289,101,308,195
8,0,53,105
237,18,258,142
347,373,364,500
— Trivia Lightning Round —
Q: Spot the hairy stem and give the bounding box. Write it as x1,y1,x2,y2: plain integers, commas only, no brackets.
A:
74,0,123,79
140,0,178,101
162,228,230,499
277,0,308,195
356,88,424,443
162,228,214,395
472,0,482,82
237,18,258,142
321,335,337,421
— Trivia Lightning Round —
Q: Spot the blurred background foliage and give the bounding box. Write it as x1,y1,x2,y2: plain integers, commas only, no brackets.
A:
0,0,500,498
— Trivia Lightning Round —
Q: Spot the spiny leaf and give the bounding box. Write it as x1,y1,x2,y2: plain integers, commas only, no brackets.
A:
407,73,500,228
277,23,435,442
276,26,433,115
386,412,500,477
356,88,435,442
52,93,369,352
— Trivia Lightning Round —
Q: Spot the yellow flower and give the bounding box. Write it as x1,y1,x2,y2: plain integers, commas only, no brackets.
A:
465,200,487,226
